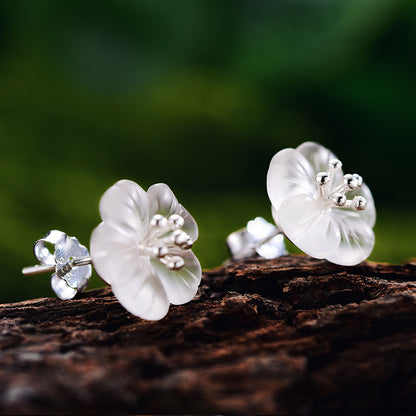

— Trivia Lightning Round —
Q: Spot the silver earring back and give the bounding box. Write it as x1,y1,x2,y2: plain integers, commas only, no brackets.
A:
22,230,92,300
226,217,287,262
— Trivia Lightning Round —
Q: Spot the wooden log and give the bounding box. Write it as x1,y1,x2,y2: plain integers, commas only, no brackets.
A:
0,255,415,414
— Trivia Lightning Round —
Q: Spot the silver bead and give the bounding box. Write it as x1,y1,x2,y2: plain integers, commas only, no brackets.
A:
168,214,185,229
353,174,363,187
316,172,331,186
150,214,168,228
154,246,169,258
333,193,347,207
172,230,193,249
328,159,343,172
353,196,367,211
343,174,359,190
181,238,193,250
167,257,185,270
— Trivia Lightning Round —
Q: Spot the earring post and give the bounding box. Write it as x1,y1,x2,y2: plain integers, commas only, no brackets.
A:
71,256,92,267
22,264,55,277
22,256,93,277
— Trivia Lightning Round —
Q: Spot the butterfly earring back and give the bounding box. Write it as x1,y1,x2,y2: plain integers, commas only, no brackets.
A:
22,230,92,300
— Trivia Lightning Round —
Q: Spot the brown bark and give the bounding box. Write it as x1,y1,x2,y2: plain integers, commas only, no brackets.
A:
1,255,416,414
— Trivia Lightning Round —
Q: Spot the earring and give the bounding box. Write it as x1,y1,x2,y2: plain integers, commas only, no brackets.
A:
90,179,202,321
22,179,202,321
227,141,376,266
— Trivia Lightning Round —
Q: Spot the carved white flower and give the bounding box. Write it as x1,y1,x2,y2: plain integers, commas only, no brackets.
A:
90,180,202,320
267,142,376,266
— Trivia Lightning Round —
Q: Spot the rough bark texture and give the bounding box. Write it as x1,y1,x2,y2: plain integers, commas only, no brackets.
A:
1,255,416,414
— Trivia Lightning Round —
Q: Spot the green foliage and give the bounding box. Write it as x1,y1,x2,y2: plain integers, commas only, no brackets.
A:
0,0,415,301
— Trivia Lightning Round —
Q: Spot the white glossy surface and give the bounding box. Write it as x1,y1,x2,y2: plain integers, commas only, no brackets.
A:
267,142,376,265
90,180,202,320
278,194,341,259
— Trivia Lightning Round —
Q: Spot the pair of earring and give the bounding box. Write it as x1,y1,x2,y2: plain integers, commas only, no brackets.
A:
23,141,376,321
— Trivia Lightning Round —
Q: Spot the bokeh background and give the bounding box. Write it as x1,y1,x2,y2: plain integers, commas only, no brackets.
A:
1,0,415,302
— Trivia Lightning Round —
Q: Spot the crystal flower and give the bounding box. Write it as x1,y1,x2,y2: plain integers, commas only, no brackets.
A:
90,180,202,320
266,142,376,266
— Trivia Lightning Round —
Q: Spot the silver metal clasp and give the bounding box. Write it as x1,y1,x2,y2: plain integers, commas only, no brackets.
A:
22,230,92,300
226,217,287,262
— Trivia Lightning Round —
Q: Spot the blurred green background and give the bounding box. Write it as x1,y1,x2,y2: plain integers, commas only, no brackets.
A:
1,0,415,302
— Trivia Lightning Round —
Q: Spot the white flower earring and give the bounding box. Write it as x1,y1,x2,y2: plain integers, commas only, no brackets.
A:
90,180,202,321
227,141,376,266
22,180,202,320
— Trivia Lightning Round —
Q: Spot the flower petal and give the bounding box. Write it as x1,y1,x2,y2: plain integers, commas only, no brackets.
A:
267,148,316,213
297,141,343,193
346,182,376,228
326,209,375,266
99,180,149,239
278,194,341,259
150,249,202,305
147,183,198,242
111,261,170,320
297,141,338,173
90,222,142,286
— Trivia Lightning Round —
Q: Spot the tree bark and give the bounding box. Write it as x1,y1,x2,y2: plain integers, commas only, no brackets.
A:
1,255,416,414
